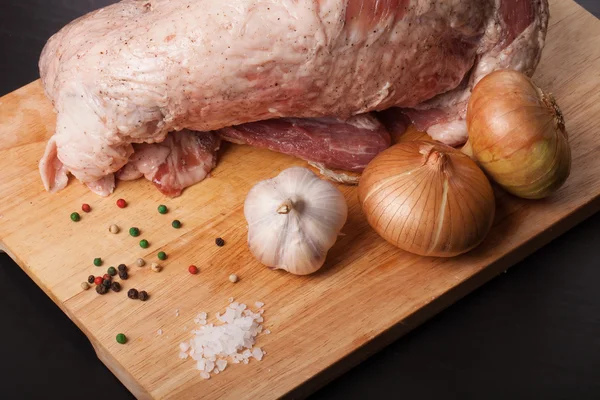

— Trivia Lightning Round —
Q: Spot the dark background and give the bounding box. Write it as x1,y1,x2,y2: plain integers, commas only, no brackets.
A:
1,1,599,399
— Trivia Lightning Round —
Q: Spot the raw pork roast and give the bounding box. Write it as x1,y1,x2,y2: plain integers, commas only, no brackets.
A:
39,0,549,196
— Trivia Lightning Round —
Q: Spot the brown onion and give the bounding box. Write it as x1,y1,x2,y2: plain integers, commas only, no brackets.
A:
465,70,571,199
358,141,495,257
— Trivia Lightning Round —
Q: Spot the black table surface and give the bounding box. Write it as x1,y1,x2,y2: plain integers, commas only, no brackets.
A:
1,2,599,399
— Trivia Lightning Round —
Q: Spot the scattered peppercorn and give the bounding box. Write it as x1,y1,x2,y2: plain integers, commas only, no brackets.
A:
139,239,149,249
215,237,225,247
93,257,103,267
94,276,103,286
118,270,129,280
81,282,90,291
87,275,95,284
151,263,162,272
117,264,127,272
70,212,80,222
82,203,91,213
136,258,146,267
188,265,199,275
111,282,121,292
157,251,167,260
103,274,111,281
116,198,127,208
157,204,168,214
107,266,117,276
138,291,149,301
129,227,140,237
109,224,120,234
229,274,239,283
102,279,111,288
116,333,127,344
96,284,108,295
127,288,139,299
171,220,181,229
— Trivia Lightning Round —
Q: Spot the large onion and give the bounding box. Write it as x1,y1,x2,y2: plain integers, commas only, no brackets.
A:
465,70,571,199
358,141,495,257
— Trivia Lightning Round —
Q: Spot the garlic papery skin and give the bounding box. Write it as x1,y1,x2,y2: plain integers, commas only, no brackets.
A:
244,167,348,275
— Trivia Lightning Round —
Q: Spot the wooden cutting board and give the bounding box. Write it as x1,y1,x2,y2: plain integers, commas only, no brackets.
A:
1,0,599,398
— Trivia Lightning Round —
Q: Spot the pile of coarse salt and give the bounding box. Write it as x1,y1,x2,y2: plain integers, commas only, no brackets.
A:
179,300,267,380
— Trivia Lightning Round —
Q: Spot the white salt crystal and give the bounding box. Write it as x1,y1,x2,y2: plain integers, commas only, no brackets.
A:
252,347,263,361
175,309,180,317
228,297,234,303
265,329,271,335
216,359,227,371
180,301,268,377
157,329,163,336
179,352,189,359
255,301,264,308
205,360,215,373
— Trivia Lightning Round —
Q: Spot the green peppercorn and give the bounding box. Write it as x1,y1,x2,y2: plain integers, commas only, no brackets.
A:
111,282,121,292
171,220,181,229
157,251,167,260
107,266,117,276
87,275,95,284
70,212,80,222
138,291,149,301
129,227,140,237
117,264,127,272
139,239,149,248
93,257,102,266
157,205,168,214
116,333,127,344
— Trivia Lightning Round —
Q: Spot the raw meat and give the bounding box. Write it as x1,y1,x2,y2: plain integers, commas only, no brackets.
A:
118,130,220,197
218,114,390,172
38,0,549,194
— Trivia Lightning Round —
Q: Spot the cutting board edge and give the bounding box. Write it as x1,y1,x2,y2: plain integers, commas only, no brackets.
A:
283,193,600,399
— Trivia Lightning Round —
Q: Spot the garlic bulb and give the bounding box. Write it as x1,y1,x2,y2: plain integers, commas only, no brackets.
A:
244,167,348,275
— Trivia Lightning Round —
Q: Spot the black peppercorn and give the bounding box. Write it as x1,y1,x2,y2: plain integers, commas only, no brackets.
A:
117,264,127,272
96,284,108,295
215,237,225,247
138,291,149,301
118,270,128,280
87,275,95,284
127,288,139,299
102,279,111,288
111,282,121,292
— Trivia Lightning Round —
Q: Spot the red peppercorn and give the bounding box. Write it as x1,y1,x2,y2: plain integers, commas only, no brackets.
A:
188,265,199,275
82,203,91,213
94,276,103,285
103,274,111,281
116,198,127,208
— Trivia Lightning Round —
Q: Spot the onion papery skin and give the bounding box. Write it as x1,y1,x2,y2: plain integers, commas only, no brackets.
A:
466,70,571,199
358,141,495,257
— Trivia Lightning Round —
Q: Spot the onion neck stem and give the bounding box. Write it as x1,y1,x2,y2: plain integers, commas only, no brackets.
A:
277,199,293,214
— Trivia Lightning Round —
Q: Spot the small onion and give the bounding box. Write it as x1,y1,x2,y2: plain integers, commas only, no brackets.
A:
358,141,495,257
465,70,571,199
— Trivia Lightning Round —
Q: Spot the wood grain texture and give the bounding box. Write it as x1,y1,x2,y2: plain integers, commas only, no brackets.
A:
0,0,599,398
